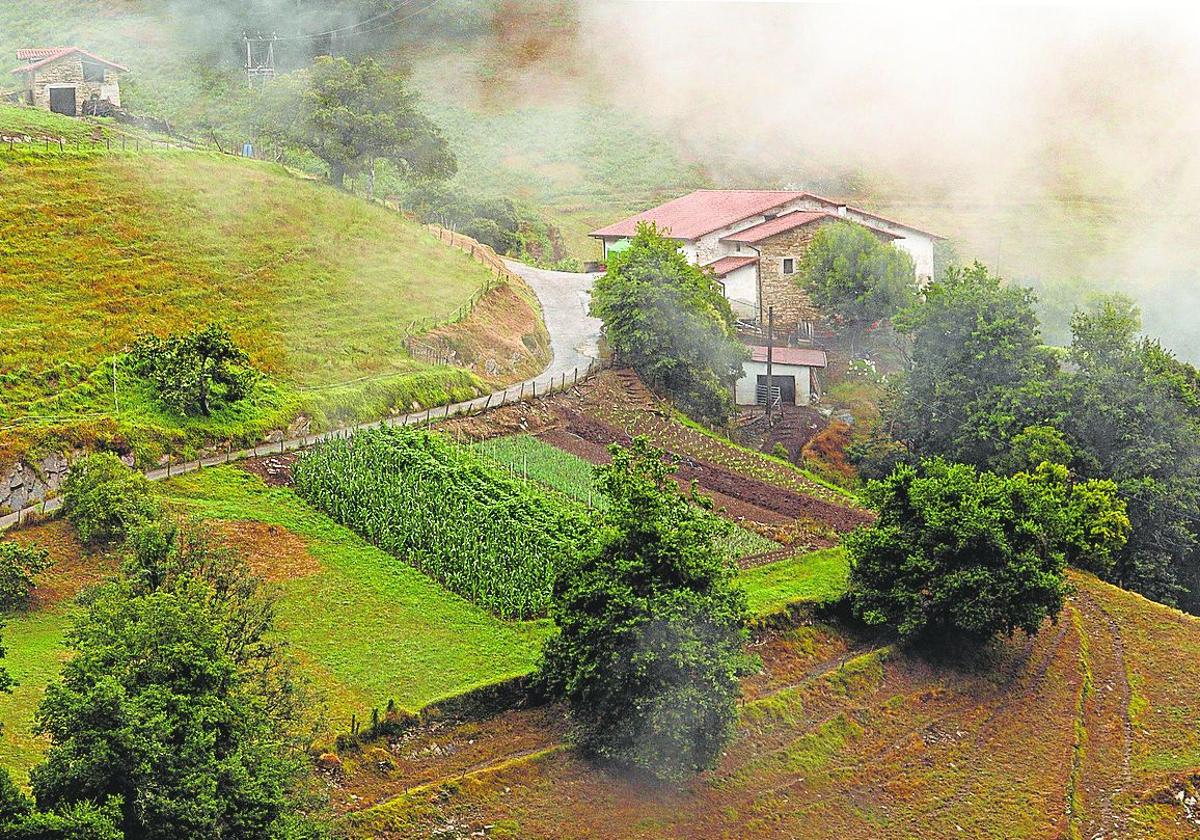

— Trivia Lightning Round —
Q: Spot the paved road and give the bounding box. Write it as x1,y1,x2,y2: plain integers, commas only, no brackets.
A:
505,259,601,379
0,263,602,533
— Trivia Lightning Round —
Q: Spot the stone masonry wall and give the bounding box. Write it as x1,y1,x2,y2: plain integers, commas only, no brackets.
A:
29,57,116,114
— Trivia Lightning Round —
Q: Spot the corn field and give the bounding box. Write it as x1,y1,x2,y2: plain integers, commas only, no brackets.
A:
292,427,588,619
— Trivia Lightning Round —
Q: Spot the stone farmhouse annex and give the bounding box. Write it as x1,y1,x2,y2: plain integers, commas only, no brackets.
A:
591,189,942,344
591,190,942,408
11,47,127,116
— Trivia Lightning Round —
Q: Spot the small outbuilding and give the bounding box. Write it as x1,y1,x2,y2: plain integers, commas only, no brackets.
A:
735,346,827,407
11,47,128,116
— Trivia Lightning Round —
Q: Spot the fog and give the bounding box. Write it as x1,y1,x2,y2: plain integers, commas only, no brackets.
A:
564,1,1200,357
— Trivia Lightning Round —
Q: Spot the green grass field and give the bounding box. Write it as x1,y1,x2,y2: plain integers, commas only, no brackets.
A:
738,547,850,618
160,467,554,726
0,608,70,787
0,114,542,468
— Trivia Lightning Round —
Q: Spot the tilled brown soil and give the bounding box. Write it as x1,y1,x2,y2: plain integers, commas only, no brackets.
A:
549,409,872,534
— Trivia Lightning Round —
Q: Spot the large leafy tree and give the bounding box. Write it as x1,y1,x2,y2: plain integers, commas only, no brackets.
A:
28,520,320,840
290,56,455,188
1056,297,1200,606
130,323,257,417
889,262,1060,469
590,223,748,424
538,437,748,783
846,459,1125,644
797,221,917,353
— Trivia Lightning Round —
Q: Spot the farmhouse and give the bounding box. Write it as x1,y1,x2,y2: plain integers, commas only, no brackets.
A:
590,189,942,343
11,47,127,116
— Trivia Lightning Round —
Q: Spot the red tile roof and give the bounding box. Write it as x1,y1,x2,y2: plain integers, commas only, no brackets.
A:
749,346,828,368
704,255,758,277
721,211,840,244
590,190,804,240
16,48,71,60
12,47,128,75
590,189,943,242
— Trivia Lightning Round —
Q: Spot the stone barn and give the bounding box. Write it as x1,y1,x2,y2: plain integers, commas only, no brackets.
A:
11,47,128,116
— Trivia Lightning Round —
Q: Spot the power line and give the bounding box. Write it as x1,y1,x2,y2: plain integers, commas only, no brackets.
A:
274,0,438,43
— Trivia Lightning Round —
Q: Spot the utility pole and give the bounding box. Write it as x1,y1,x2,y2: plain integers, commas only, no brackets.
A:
244,32,278,88
766,306,775,427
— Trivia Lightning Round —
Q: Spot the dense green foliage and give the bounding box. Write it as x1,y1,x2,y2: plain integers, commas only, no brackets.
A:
130,323,257,417
27,519,320,840
887,276,1200,610
846,459,1126,643
0,543,51,610
293,428,588,618
798,221,916,352
890,263,1058,468
60,454,160,546
284,56,454,189
539,438,748,783
591,224,748,424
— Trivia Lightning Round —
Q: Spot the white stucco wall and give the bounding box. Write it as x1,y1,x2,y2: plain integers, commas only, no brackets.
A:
719,263,759,318
734,360,813,406
890,235,935,284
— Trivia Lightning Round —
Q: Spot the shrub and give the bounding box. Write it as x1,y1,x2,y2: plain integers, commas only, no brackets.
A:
61,453,159,545
538,437,748,783
0,541,51,609
129,323,258,416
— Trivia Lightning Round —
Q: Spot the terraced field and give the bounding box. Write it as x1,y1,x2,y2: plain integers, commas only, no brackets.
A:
337,575,1200,839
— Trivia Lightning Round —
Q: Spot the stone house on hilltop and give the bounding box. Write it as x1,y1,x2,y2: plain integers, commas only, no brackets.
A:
591,189,941,343
11,47,127,116
590,190,942,407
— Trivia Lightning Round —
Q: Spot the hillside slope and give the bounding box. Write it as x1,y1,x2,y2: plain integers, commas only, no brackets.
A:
340,574,1200,839
0,106,550,476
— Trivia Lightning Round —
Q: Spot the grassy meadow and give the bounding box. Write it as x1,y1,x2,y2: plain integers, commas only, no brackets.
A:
0,120,545,468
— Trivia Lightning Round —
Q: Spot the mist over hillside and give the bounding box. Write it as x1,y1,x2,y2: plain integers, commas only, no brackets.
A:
4,0,1199,357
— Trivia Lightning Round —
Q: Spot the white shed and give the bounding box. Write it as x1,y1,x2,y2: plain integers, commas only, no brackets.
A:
735,346,828,407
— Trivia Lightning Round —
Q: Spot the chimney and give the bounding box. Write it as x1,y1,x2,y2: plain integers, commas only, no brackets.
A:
837,205,848,217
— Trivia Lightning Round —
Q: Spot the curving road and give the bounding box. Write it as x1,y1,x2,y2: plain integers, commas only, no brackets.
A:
504,259,601,381
0,263,602,533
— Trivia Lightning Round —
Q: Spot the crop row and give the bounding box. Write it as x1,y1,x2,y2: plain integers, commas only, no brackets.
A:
292,427,589,619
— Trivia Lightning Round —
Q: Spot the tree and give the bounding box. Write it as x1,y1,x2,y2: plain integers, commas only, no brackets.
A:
291,56,455,189
61,453,160,546
1057,297,1200,606
0,541,51,609
590,223,748,424
797,221,917,354
845,459,1101,644
889,262,1060,469
130,323,257,417
29,519,320,839
538,437,748,783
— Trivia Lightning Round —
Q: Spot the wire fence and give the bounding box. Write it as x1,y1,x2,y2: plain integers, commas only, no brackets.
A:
0,357,610,535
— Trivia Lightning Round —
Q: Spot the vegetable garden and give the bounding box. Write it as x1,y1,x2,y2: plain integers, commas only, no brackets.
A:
293,428,588,619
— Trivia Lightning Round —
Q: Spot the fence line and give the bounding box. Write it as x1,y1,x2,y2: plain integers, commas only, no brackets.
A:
0,358,608,535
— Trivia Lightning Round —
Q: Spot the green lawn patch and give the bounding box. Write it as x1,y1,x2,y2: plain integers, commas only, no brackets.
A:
0,607,70,788
161,467,553,729
0,148,519,467
739,547,850,618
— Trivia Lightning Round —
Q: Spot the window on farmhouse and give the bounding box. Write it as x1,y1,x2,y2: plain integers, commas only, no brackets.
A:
782,258,795,275
82,61,105,83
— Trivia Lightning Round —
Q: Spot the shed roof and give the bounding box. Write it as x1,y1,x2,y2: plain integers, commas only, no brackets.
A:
12,47,129,75
748,346,828,368
704,255,758,277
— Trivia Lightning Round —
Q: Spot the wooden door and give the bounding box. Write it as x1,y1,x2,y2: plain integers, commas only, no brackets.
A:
49,87,76,116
